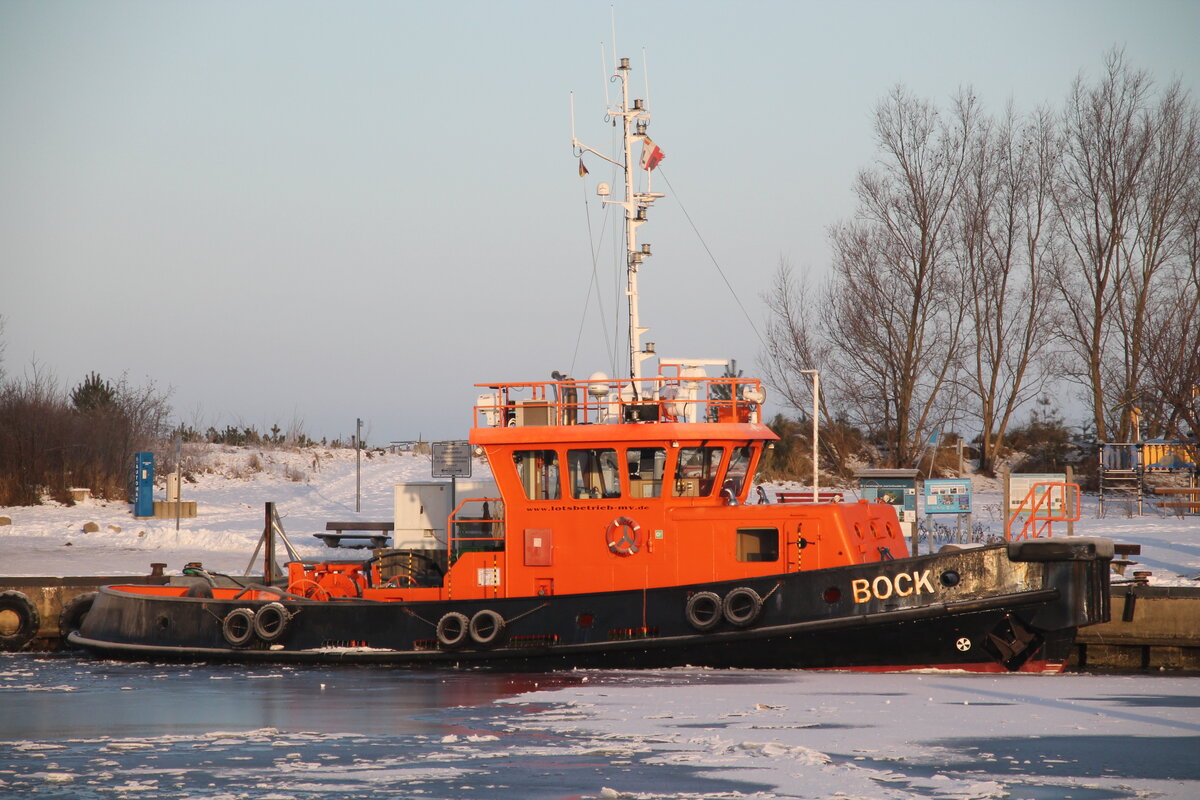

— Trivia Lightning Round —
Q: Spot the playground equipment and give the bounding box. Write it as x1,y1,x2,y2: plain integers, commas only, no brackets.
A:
1098,441,1199,517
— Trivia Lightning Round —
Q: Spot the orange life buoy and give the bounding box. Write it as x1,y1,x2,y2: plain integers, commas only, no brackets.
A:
605,516,643,555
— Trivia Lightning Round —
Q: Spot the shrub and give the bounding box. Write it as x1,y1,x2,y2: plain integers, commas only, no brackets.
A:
1006,399,1076,473
0,367,172,505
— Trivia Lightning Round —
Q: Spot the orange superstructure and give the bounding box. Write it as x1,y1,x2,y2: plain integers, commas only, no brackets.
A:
281,371,909,606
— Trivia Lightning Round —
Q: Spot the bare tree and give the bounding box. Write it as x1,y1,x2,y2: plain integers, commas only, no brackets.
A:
821,86,976,466
1052,49,1155,441
1142,175,1200,442
760,262,859,477
1115,79,1200,437
761,264,825,409
956,105,1060,473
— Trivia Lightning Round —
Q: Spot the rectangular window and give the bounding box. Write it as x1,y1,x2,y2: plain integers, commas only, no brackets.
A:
568,448,622,499
513,450,560,500
736,527,779,562
625,447,666,498
672,446,724,496
724,446,754,497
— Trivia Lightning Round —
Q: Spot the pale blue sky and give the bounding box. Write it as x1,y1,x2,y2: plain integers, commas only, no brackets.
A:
2,1,1197,442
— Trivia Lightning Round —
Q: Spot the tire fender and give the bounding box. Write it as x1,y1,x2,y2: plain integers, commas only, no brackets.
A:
221,607,256,647
722,587,763,627
58,591,98,643
0,590,41,652
436,612,470,649
253,602,292,643
469,609,506,646
685,591,723,632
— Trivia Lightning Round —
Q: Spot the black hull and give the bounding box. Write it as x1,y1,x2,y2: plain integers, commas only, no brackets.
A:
71,539,1112,673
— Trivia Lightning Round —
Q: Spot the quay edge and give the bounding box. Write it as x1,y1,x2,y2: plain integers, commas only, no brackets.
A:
1072,584,1200,671
1,567,169,652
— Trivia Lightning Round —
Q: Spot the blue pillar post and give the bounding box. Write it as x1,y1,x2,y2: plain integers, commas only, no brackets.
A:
134,452,154,518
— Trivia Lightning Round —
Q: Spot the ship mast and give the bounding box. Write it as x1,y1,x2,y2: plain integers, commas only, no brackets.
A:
573,56,663,385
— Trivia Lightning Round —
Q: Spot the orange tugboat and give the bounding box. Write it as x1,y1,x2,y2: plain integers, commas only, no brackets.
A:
71,56,1112,672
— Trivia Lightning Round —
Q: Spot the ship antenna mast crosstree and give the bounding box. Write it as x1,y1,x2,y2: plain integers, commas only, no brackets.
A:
572,56,664,388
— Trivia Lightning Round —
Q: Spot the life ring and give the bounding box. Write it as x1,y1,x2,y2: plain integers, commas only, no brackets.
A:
684,591,723,632
435,612,470,649
253,602,292,643
221,607,256,647
58,591,98,643
722,587,763,627
605,516,643,555
0,590,41,652
469,609,506,647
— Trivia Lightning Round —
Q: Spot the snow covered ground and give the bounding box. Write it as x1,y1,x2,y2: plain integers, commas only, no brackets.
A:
0,445,452,577
1,443,1197,585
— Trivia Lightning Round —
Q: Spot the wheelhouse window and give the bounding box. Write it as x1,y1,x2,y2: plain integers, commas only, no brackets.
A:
513,450,560,501
736,527,779,562
625,447,666,498
568,448,622,499
672,446,724,497
723,446,754,497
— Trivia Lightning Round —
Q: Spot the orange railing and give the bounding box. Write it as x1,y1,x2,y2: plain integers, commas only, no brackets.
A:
1005,482,1081,541
447,497,505,557
473,374,764,428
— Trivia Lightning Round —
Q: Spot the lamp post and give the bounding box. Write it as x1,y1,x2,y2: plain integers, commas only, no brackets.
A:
799,370,820,502
355,417,362,513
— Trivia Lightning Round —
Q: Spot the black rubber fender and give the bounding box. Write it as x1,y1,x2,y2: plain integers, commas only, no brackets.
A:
0,590,41,652
685,591,723,632
221,607,256,647
435,612,470,649
722,587,763,627
468,609,506,646
57,591,98,644
253,602,292,643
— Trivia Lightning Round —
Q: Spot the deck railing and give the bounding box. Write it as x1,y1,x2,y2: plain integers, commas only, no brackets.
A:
473,375,764,428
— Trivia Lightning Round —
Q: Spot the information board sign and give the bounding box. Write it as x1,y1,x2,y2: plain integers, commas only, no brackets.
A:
1008,472,1067,517
431,440,473,478
924,478,972,514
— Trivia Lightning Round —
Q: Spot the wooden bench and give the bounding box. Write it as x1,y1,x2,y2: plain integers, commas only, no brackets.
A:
1150,487,1200,514
1112,543,1142,576
315,521,394,549
777,490,846,504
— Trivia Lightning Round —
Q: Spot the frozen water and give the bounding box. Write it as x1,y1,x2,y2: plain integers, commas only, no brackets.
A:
1,658,1197,799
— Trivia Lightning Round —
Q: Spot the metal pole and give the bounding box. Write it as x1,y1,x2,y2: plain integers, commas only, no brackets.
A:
264,502,274,586
800,370,820,502
1066,465,1075,537
355,418,362,513
175,436,182,532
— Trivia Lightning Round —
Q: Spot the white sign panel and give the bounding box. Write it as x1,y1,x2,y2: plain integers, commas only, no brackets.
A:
432,440,472,478
1008,473,1067,518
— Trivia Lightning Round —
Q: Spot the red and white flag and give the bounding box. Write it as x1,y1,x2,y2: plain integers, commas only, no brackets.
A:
640,136,665,171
